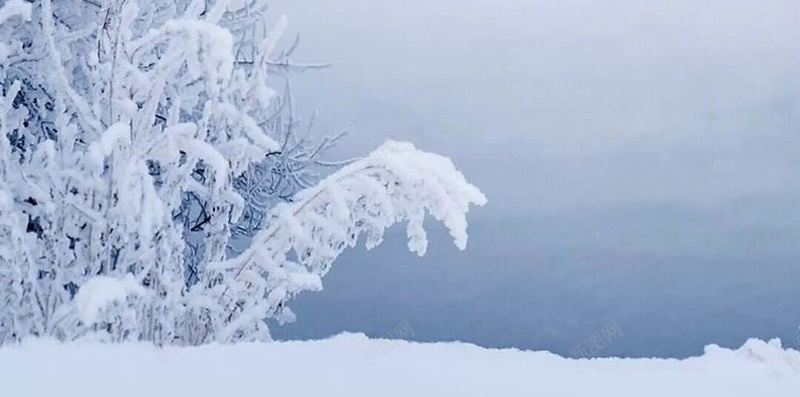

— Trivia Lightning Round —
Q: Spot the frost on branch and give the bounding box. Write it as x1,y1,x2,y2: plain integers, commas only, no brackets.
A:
211,141,487,341
0,0,485,345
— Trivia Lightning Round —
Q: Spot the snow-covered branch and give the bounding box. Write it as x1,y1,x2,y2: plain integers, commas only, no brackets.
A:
211,141,486,341
0,0,485,346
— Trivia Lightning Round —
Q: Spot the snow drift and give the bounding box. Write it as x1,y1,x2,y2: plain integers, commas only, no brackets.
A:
1,334,798,396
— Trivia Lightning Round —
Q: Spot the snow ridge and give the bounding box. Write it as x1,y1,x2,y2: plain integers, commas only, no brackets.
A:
1,335,798,396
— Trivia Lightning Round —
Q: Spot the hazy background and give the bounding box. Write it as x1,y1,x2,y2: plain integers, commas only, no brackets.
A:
266,0,800,357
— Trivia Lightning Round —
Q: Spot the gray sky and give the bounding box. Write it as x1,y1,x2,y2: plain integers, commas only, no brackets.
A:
267,0,800,357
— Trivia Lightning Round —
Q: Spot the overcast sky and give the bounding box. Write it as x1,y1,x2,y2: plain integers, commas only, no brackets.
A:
266,0,800,357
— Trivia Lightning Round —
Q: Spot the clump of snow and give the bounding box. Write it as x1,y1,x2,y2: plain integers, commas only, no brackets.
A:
0,0,30,63
74,275,146,324
0,335,798,396
87,122,131,169
0,0,30,26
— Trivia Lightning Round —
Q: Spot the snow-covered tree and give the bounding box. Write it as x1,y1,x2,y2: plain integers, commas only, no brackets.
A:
0,0,486,345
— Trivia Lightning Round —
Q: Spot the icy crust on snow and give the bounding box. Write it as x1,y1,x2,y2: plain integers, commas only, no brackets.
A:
1,334,798,397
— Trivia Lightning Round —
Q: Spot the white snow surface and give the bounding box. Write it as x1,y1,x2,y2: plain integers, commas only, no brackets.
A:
1,334,798,396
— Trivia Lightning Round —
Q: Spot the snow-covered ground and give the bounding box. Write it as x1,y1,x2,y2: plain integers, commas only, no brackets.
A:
1,334,798,396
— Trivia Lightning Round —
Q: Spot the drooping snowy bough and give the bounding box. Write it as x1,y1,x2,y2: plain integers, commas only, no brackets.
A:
0,0,485,345
211,141,487,342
